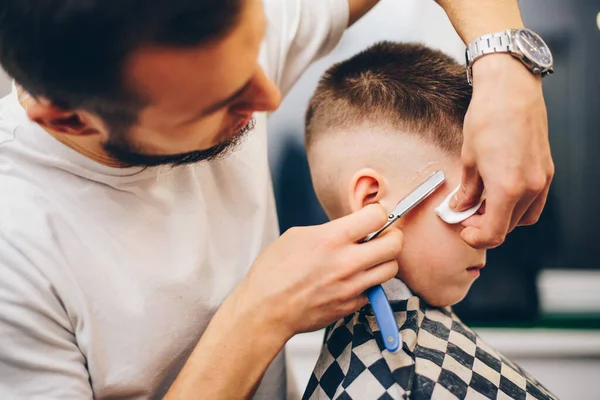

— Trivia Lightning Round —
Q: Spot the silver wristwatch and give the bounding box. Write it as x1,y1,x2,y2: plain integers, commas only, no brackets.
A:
465,28,554,85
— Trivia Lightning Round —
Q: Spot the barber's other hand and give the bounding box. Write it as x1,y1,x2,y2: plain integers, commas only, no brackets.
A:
233,204,402,341
452,54,554,249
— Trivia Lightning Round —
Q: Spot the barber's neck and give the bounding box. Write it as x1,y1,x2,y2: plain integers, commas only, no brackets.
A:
17,85,126,168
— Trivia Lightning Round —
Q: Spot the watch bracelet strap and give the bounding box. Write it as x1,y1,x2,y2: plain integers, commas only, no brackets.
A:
467,30,513,62
465,30,513,85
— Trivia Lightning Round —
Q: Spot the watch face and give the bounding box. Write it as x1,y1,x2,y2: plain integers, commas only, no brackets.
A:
515,29,553,69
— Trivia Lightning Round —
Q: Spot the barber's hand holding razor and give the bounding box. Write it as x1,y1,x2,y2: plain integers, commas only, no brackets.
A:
233,203,402,338
168,205,402,398
451,55,554,249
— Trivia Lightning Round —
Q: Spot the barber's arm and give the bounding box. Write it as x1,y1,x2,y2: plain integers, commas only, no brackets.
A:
347,0,379,26
0,240,94,399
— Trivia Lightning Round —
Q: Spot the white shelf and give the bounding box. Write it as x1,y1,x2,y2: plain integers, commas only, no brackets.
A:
476,328,600,358
538,269,600,313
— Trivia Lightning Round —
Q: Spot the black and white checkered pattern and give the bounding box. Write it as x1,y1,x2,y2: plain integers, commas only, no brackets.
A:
303,295,558,400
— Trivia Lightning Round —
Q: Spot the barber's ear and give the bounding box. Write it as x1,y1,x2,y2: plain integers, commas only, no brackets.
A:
27,101,102,136
348,168,389,213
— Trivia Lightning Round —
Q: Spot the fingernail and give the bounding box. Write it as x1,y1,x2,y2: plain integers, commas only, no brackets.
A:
449,195,458,209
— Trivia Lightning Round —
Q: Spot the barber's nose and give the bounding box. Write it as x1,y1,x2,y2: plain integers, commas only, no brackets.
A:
235,67,281,113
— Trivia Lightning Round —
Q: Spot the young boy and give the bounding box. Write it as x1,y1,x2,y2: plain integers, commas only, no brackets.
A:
302,42,557,400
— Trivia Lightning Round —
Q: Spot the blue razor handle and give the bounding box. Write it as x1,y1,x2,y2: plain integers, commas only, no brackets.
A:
361,171,446,354
367,285,400,352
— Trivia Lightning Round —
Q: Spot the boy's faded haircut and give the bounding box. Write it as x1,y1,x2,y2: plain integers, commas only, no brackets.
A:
305,41,472,154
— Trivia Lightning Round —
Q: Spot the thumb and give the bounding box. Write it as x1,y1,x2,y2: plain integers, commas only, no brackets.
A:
450,163,484,211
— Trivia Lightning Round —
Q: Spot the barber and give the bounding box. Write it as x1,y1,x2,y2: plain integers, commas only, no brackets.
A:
0,0,553,398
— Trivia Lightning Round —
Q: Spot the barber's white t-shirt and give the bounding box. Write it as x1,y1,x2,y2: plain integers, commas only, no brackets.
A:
0,1,348,398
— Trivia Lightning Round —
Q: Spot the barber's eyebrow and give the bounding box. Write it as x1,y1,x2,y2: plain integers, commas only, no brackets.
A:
200,78,254,116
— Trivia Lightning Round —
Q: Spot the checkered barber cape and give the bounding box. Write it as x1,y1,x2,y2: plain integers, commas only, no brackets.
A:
303,293,558,400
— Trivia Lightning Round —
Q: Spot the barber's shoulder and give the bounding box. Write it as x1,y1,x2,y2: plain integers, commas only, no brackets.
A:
258,0,296,84
261,0,297,26
0,117,19,144
0,173,63,246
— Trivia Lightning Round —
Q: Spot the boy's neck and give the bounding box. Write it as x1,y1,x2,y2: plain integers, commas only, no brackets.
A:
381,278,413,301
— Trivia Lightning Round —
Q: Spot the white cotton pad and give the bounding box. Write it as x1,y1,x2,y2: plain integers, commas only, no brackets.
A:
434,185,483,224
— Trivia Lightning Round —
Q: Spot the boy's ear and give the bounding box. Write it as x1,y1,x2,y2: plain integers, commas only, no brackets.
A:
26,101,102,137
348,168,389,213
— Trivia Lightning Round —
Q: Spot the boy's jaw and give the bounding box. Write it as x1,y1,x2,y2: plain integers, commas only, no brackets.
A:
393,249,487,306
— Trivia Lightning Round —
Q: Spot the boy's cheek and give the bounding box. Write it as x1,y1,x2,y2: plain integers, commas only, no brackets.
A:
396,246,475,307
394,254,423,287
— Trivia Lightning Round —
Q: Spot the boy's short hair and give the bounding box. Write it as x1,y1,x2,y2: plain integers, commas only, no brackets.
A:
305,42,472,155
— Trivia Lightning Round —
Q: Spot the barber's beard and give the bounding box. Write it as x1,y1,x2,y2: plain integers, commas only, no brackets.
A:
103,118,256,167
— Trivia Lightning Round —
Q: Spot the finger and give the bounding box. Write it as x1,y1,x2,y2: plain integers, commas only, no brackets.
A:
507,193,538,232
460,214,483,229
478,200,486,215
460,193,517,249
450,162,484,212
345,229,403,273
459,201,486,229
518,184,550,227
516,158,554,227
341,295,370,316
508,172,551,231
327,203,389,243
347,259,400,296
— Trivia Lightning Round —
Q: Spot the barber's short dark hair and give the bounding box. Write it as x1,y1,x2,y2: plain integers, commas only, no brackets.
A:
0,0,242,125
305,41,472,155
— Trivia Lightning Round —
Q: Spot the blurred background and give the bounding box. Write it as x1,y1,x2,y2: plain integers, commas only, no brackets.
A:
1,1,599,399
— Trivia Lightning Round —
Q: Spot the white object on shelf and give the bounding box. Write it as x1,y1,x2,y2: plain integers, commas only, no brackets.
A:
476,328,600,358
538,269,600,313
